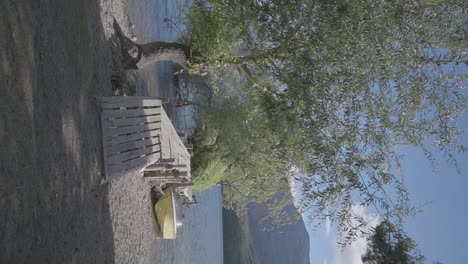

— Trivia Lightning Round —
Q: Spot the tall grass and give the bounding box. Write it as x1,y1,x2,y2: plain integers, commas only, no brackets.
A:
192,155,227,191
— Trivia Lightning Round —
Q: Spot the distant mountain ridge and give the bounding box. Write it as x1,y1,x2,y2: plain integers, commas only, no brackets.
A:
246,203,310,264
223,203,310,264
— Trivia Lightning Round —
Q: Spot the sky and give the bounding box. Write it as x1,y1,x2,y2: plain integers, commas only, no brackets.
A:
306,111,468,264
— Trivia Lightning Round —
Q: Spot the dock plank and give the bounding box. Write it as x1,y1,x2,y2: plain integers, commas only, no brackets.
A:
104,122,161,138
100,99,162,109
108,152,161,176
102,108,161,119
105,136,160,156
104,129,161,146
102,114,161,127
107,144,161,165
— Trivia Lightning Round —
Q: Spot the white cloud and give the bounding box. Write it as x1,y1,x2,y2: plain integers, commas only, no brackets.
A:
332,233,368,264
325,216,331,238
331,205,380,264
287,167,303,213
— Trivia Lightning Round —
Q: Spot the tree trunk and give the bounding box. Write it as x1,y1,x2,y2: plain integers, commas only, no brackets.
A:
136,42,191,70
113,20,191,70
113,20,289,74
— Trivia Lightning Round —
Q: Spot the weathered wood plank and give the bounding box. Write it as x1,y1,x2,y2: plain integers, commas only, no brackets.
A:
108,152,161,175
160,109,190,158
102,108,161,119
107,144,161,165
166,182,194,187
144,170,188,177
143,174,178,179
98,96,162,103
100,99,162,109
105,122,161,138
102,114,161,127
157,158,175,164
104,129,161,146
145,178,191,184
105,136,160,156
145,164,187,171
100,115,111,180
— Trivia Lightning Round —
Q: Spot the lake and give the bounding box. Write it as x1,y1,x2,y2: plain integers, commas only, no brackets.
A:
126,0,224,263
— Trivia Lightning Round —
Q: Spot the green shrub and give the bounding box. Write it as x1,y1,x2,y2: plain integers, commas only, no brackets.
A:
193,155,227,191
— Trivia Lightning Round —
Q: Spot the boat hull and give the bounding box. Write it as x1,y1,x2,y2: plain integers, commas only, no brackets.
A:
153,188,176,239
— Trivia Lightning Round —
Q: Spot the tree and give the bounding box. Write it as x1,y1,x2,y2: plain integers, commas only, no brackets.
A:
114,0,467,236
248,0,468,242
188,0,466,237
362,222,424,264
191,96,299,225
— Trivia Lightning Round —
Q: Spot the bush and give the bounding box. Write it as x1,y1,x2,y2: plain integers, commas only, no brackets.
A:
193,154,227,191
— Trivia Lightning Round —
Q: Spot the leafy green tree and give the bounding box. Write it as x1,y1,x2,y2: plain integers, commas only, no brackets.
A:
194,0,466,233
116,0,467,234
362,222,424,264
192,96,299,225
249,0,467,241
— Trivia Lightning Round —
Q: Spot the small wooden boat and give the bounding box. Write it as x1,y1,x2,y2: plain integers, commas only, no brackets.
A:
152,187,183,239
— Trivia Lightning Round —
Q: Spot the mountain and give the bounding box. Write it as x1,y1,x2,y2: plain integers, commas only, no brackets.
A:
223,203,310,264
223,208,257,264
246,203,310,264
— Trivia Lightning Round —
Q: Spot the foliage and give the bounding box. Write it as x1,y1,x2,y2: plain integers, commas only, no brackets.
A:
192,96,297,225
192,154,227,191
252,0,468,243
362,222,425,264
185,0,467,237
183,0,244,67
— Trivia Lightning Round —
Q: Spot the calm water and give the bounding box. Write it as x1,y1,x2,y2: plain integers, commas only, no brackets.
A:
150,186,224,264
126,1,224,263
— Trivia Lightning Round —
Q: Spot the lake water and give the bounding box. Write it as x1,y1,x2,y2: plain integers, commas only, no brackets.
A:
150,186,224,264
125,0,224,263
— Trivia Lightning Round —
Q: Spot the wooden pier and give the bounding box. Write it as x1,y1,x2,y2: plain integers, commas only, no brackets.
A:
98,96,191,181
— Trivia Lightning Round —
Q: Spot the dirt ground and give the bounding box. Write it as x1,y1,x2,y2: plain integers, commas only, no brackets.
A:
1,0,154,263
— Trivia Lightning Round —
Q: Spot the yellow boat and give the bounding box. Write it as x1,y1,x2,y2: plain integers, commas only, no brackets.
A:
152,187,183,239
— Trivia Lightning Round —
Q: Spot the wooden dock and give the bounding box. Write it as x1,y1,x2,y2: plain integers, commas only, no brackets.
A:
158,107,191,177
98,96,190,181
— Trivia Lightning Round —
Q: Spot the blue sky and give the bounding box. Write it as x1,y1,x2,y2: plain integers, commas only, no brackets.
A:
307,109,468,264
